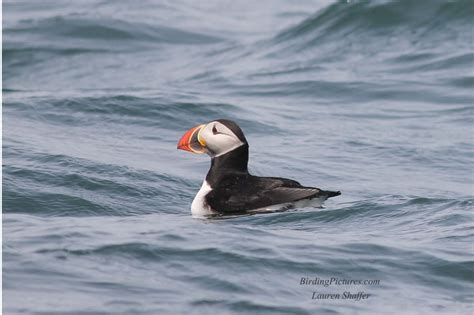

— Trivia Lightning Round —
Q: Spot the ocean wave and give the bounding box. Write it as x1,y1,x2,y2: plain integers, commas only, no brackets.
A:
3,151,190,216
252,0,474,93
5,95,243,129
274,0,472,47
3,13,223,73
5,15,222,47
26,227,474,290
3,1,473,314
4,95,284,138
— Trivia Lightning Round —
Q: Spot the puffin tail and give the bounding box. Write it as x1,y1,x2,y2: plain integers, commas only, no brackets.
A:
324,190,341,198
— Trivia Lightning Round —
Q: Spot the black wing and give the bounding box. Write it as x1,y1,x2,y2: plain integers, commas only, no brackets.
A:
206,175,338,213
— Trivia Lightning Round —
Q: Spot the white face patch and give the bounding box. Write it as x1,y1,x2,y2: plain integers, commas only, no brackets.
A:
198,121,245,157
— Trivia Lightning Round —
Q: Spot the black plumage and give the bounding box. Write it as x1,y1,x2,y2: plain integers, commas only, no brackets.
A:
204,134,340,214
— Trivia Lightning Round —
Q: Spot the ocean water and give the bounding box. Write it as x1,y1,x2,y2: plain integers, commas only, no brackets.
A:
3,0,474,314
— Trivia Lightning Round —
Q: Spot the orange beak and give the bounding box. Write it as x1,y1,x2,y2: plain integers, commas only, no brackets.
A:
177,124,206,153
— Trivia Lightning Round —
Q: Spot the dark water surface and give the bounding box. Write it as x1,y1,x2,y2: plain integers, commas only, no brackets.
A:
3,1,474,314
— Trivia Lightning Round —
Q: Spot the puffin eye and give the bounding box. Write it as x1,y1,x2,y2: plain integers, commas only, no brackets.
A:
212,126,218,135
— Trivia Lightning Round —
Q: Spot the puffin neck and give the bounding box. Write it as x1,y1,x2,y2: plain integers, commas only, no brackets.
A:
206,144,249,186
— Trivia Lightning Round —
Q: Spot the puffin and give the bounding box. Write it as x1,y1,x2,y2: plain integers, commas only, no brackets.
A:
177,119,340,216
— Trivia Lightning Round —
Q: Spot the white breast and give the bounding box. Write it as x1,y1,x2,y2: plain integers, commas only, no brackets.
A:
191,181,217,216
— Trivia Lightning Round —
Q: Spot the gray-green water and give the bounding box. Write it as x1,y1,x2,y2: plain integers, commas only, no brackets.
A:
3,1,474,314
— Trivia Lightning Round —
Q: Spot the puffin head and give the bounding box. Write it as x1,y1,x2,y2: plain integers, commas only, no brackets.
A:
177,119,247,157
